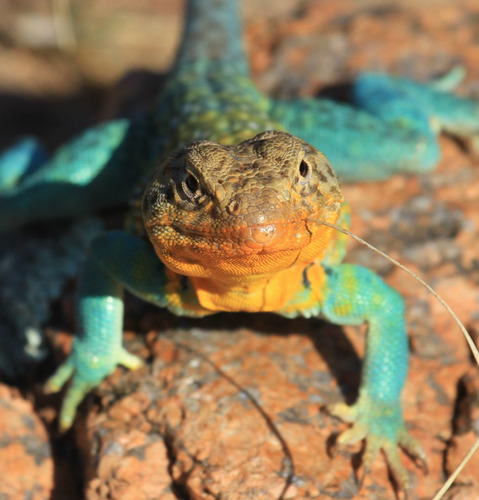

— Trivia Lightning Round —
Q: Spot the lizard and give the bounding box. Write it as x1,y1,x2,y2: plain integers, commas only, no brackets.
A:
1,0,479,491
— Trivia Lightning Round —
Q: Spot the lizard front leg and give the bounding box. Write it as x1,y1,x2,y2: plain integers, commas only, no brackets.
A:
45,231,173,431
319,263,426,490
0,120,148,231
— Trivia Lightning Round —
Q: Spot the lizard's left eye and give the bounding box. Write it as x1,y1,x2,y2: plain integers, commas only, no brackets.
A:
182,172,202,199
299,159,312,181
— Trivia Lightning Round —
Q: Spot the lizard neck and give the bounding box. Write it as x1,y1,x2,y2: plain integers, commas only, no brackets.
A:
174,0,248,78
189,265,309,313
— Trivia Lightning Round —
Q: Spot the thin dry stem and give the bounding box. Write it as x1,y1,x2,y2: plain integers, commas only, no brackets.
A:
432,438,479,500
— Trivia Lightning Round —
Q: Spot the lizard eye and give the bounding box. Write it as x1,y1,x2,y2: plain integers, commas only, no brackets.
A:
182,172,202,199
299,159,312,181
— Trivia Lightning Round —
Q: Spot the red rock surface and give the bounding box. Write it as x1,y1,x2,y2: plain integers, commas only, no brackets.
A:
0,384,53,499
0,0,478,499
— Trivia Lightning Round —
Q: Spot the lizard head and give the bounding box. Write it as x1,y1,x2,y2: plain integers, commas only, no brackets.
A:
143,130,343,279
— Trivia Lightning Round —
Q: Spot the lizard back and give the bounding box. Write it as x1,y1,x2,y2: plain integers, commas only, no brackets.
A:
153,0,282,157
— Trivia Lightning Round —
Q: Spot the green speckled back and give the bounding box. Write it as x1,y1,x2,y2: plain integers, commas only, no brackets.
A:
152,0,283,157
155,69,281,153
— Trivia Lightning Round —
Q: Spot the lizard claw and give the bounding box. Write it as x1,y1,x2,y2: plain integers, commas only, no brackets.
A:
327,396,426,493
398,427,428,475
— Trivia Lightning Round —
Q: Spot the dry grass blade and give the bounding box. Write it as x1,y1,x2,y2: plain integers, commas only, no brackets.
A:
431,438,479,500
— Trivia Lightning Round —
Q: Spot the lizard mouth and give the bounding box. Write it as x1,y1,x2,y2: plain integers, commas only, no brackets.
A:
173,223,278,248
147,213,335,279
165,217,314,254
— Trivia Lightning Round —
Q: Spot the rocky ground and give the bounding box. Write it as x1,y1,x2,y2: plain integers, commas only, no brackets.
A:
0,0,478,499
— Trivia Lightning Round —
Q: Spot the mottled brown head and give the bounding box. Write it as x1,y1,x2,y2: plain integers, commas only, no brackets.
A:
143,130,343,279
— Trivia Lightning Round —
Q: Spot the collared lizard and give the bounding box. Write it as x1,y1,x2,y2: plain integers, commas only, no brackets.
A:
0,0,478,492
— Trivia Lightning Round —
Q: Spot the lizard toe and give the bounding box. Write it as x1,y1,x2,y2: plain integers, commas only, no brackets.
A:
45,338,144,431
328,401,358,424
44,358,74,394
398,427,428,474
58,377,97,432
118,347,144,370
327,395,425,493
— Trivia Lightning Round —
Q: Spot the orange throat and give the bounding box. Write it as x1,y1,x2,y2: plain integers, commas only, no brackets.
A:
189,264,307,313
155,215,340,313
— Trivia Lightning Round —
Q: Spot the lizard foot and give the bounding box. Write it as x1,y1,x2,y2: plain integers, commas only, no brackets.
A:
45,339,143,431
329,395,427,492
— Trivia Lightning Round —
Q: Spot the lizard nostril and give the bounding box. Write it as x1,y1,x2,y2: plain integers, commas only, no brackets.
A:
227,199,242,215
251,225,275,244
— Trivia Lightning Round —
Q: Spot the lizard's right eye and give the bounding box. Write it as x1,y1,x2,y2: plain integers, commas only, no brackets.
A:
299,159,312,181
181,172,202,200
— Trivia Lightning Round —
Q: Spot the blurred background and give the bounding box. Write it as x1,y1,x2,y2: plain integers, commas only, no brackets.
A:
0,0,478,152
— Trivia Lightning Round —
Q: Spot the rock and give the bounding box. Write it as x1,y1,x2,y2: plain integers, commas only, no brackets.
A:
0,384,53,499
83,324,461,499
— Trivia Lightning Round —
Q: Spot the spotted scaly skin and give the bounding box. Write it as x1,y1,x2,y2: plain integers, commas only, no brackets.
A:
2,0,479,492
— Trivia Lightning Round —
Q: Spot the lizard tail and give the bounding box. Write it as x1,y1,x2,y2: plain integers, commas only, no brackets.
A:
173,0,249,77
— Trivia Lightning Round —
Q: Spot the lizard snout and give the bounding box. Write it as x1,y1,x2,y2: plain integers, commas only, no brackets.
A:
247,225,276,246
224,189,292,248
